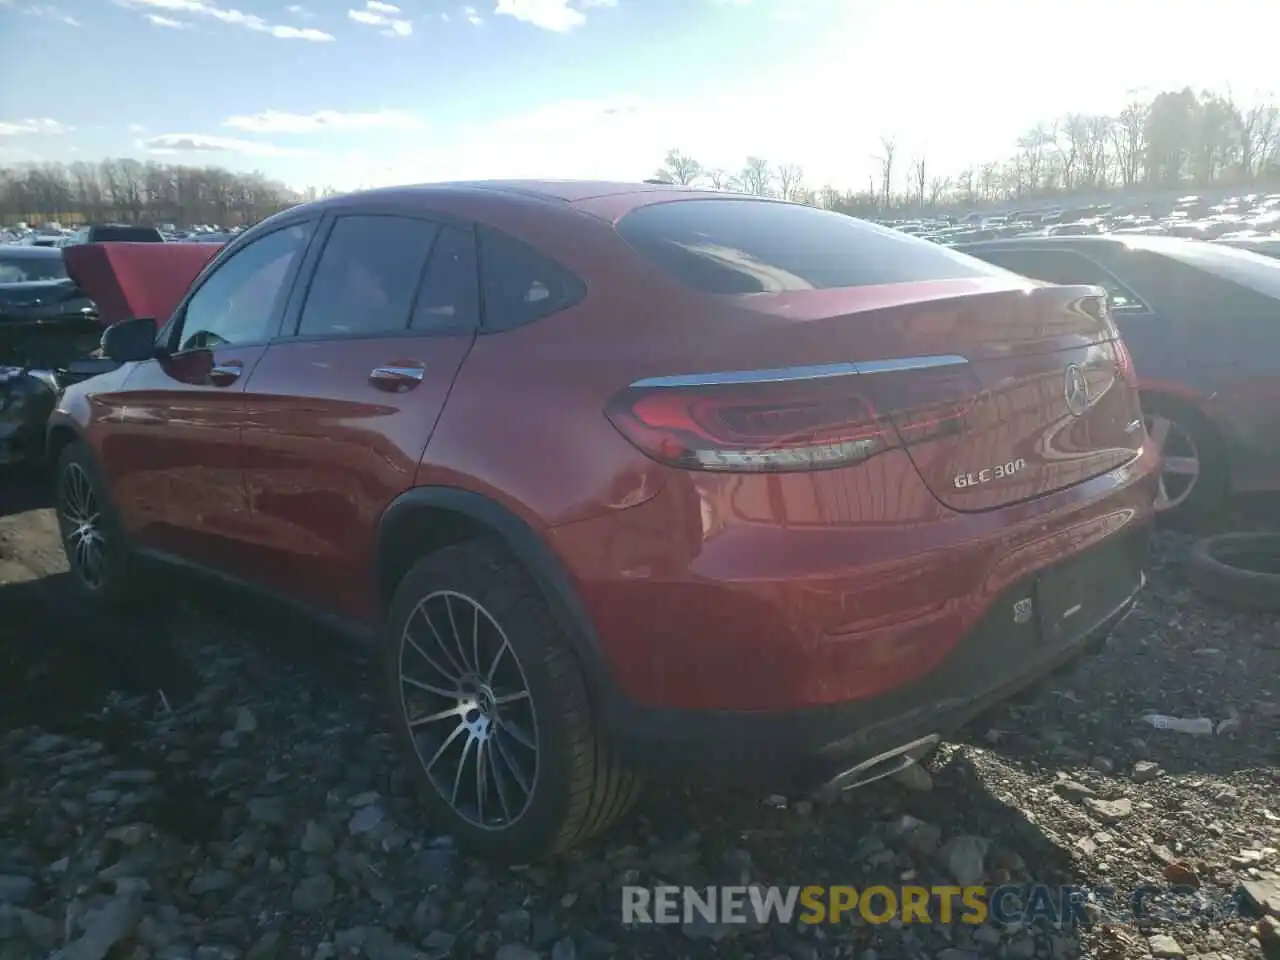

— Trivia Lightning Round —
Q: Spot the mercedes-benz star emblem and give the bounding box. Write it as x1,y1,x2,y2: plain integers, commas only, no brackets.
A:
1063,363,1089,418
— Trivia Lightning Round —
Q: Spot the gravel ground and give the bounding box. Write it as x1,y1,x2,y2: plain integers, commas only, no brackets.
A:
1,477,1278,960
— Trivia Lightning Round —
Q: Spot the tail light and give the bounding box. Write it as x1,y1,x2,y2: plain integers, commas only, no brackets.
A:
1111,339,1138,388
605,366,977,474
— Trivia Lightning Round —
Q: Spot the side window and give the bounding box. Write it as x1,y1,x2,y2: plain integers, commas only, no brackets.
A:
178,222,312,352
410,224,479,331
297,215,439,338
478,228,584,331
982,249,1147,312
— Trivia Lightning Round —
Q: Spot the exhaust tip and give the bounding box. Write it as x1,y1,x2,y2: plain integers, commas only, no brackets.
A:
813,734,940,803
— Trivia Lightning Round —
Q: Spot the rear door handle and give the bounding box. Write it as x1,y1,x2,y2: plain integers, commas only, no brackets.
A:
208,362,242,387
370,365,426,392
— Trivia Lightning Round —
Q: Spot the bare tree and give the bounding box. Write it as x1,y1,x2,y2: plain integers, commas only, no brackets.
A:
911,155,927,210
0,158,299,227
927,175,951,209
654,148,703,185
775,163,803,201
707,168,730,190
874,135,896,208
736,156,773,196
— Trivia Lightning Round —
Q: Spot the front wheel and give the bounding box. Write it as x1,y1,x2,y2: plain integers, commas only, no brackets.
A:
382,539,641,861
54,442,148,606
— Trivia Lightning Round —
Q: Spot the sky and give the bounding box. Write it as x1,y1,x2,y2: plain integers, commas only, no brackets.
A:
1,0,1278,193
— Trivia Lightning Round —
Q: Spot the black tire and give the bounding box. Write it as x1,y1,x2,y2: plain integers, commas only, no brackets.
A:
1141,395,1228,529
383,539,642,861
1185,532,1280,612
54,441,150,606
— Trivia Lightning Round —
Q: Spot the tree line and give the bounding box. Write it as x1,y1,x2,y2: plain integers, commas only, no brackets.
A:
652,86,1280,215
4,86,1279,227
0,159,319,228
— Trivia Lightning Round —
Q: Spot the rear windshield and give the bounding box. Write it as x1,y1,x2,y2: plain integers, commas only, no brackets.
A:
616,198,1006,294
91,226,165,243
0,254,68,283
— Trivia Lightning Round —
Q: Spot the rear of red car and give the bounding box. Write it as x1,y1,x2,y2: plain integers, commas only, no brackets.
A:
460,192,1159,791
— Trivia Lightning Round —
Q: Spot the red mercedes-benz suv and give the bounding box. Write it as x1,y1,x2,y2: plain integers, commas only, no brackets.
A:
49,181,1159,860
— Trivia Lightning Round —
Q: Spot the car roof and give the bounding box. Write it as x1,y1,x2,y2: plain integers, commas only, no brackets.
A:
0,245,63,259
281,179,734,223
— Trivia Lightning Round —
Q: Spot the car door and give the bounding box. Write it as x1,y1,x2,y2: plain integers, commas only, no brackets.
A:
98,219,316,570
236,211,479,619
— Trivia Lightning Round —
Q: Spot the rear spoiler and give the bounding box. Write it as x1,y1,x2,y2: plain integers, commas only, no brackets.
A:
61,242,219,326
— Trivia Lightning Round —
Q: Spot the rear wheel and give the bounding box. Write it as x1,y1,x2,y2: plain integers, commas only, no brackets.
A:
382,539,642,861
53,442,149,606
1142,396,1227,527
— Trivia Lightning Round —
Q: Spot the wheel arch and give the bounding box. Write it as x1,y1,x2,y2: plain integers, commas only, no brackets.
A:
374,486,611,693
44,413,85,466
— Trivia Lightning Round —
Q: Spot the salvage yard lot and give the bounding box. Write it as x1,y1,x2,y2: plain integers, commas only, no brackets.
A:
1,478,1278,960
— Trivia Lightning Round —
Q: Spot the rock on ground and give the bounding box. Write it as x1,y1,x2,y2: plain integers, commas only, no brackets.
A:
2,482,1279,959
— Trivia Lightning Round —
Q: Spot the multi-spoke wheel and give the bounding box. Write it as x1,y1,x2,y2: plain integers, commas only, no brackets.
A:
59,461,107,591
1141,396,1227,527
54,442,146,604
398,591,538,830
383,539,642,860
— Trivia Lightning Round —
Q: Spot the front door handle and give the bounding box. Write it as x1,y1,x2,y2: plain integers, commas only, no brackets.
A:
208,362,242,387
370,365,426,392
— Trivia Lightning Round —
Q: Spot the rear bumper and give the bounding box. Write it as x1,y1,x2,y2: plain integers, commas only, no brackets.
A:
544,446,1158,787
605,556,1142,788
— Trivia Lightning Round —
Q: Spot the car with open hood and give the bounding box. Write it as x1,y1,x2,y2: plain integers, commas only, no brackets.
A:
0,242,216,467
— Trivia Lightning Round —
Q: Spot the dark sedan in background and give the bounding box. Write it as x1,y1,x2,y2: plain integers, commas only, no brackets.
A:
958,236,1280,523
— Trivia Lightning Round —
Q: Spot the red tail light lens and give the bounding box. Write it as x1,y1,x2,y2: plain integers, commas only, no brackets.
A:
606,367,976,473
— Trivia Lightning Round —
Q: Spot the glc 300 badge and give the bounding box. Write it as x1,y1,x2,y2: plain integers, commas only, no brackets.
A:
953,458,1027,489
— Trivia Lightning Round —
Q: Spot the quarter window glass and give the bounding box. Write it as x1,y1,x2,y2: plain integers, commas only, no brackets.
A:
178,222,312,351
411,225,479,331
478,228,584,331
298,215,439,338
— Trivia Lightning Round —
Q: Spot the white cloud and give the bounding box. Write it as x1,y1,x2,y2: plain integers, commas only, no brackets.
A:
493,0,584,32
23,4,83,25
128,123,147,133
284,2,313,13
347,0,412,35
142,133,311,157
0,118,70,136
146,13,187,26
223,108,425,134
463,4,480,23
117,0,335,40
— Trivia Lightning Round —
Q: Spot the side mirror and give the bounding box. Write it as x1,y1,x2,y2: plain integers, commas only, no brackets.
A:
101,317,158,363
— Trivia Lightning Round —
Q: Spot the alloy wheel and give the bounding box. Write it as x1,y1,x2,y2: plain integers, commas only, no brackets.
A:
397,590,539,829
1145,413,1200,512
59,462,107,591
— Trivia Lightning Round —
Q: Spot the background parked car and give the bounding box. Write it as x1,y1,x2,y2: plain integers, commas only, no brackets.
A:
62,223,166,245
0,247,101,466
957,235,1280,523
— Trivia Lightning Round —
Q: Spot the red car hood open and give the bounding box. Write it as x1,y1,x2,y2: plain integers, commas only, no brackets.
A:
62,242,220,325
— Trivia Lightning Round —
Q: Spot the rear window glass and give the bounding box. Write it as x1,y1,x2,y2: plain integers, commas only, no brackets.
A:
0,255,68,283
616,199,1005,294
91,226,164,243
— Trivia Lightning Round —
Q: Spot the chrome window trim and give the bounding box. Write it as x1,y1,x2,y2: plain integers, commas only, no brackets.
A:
630,354,968,389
